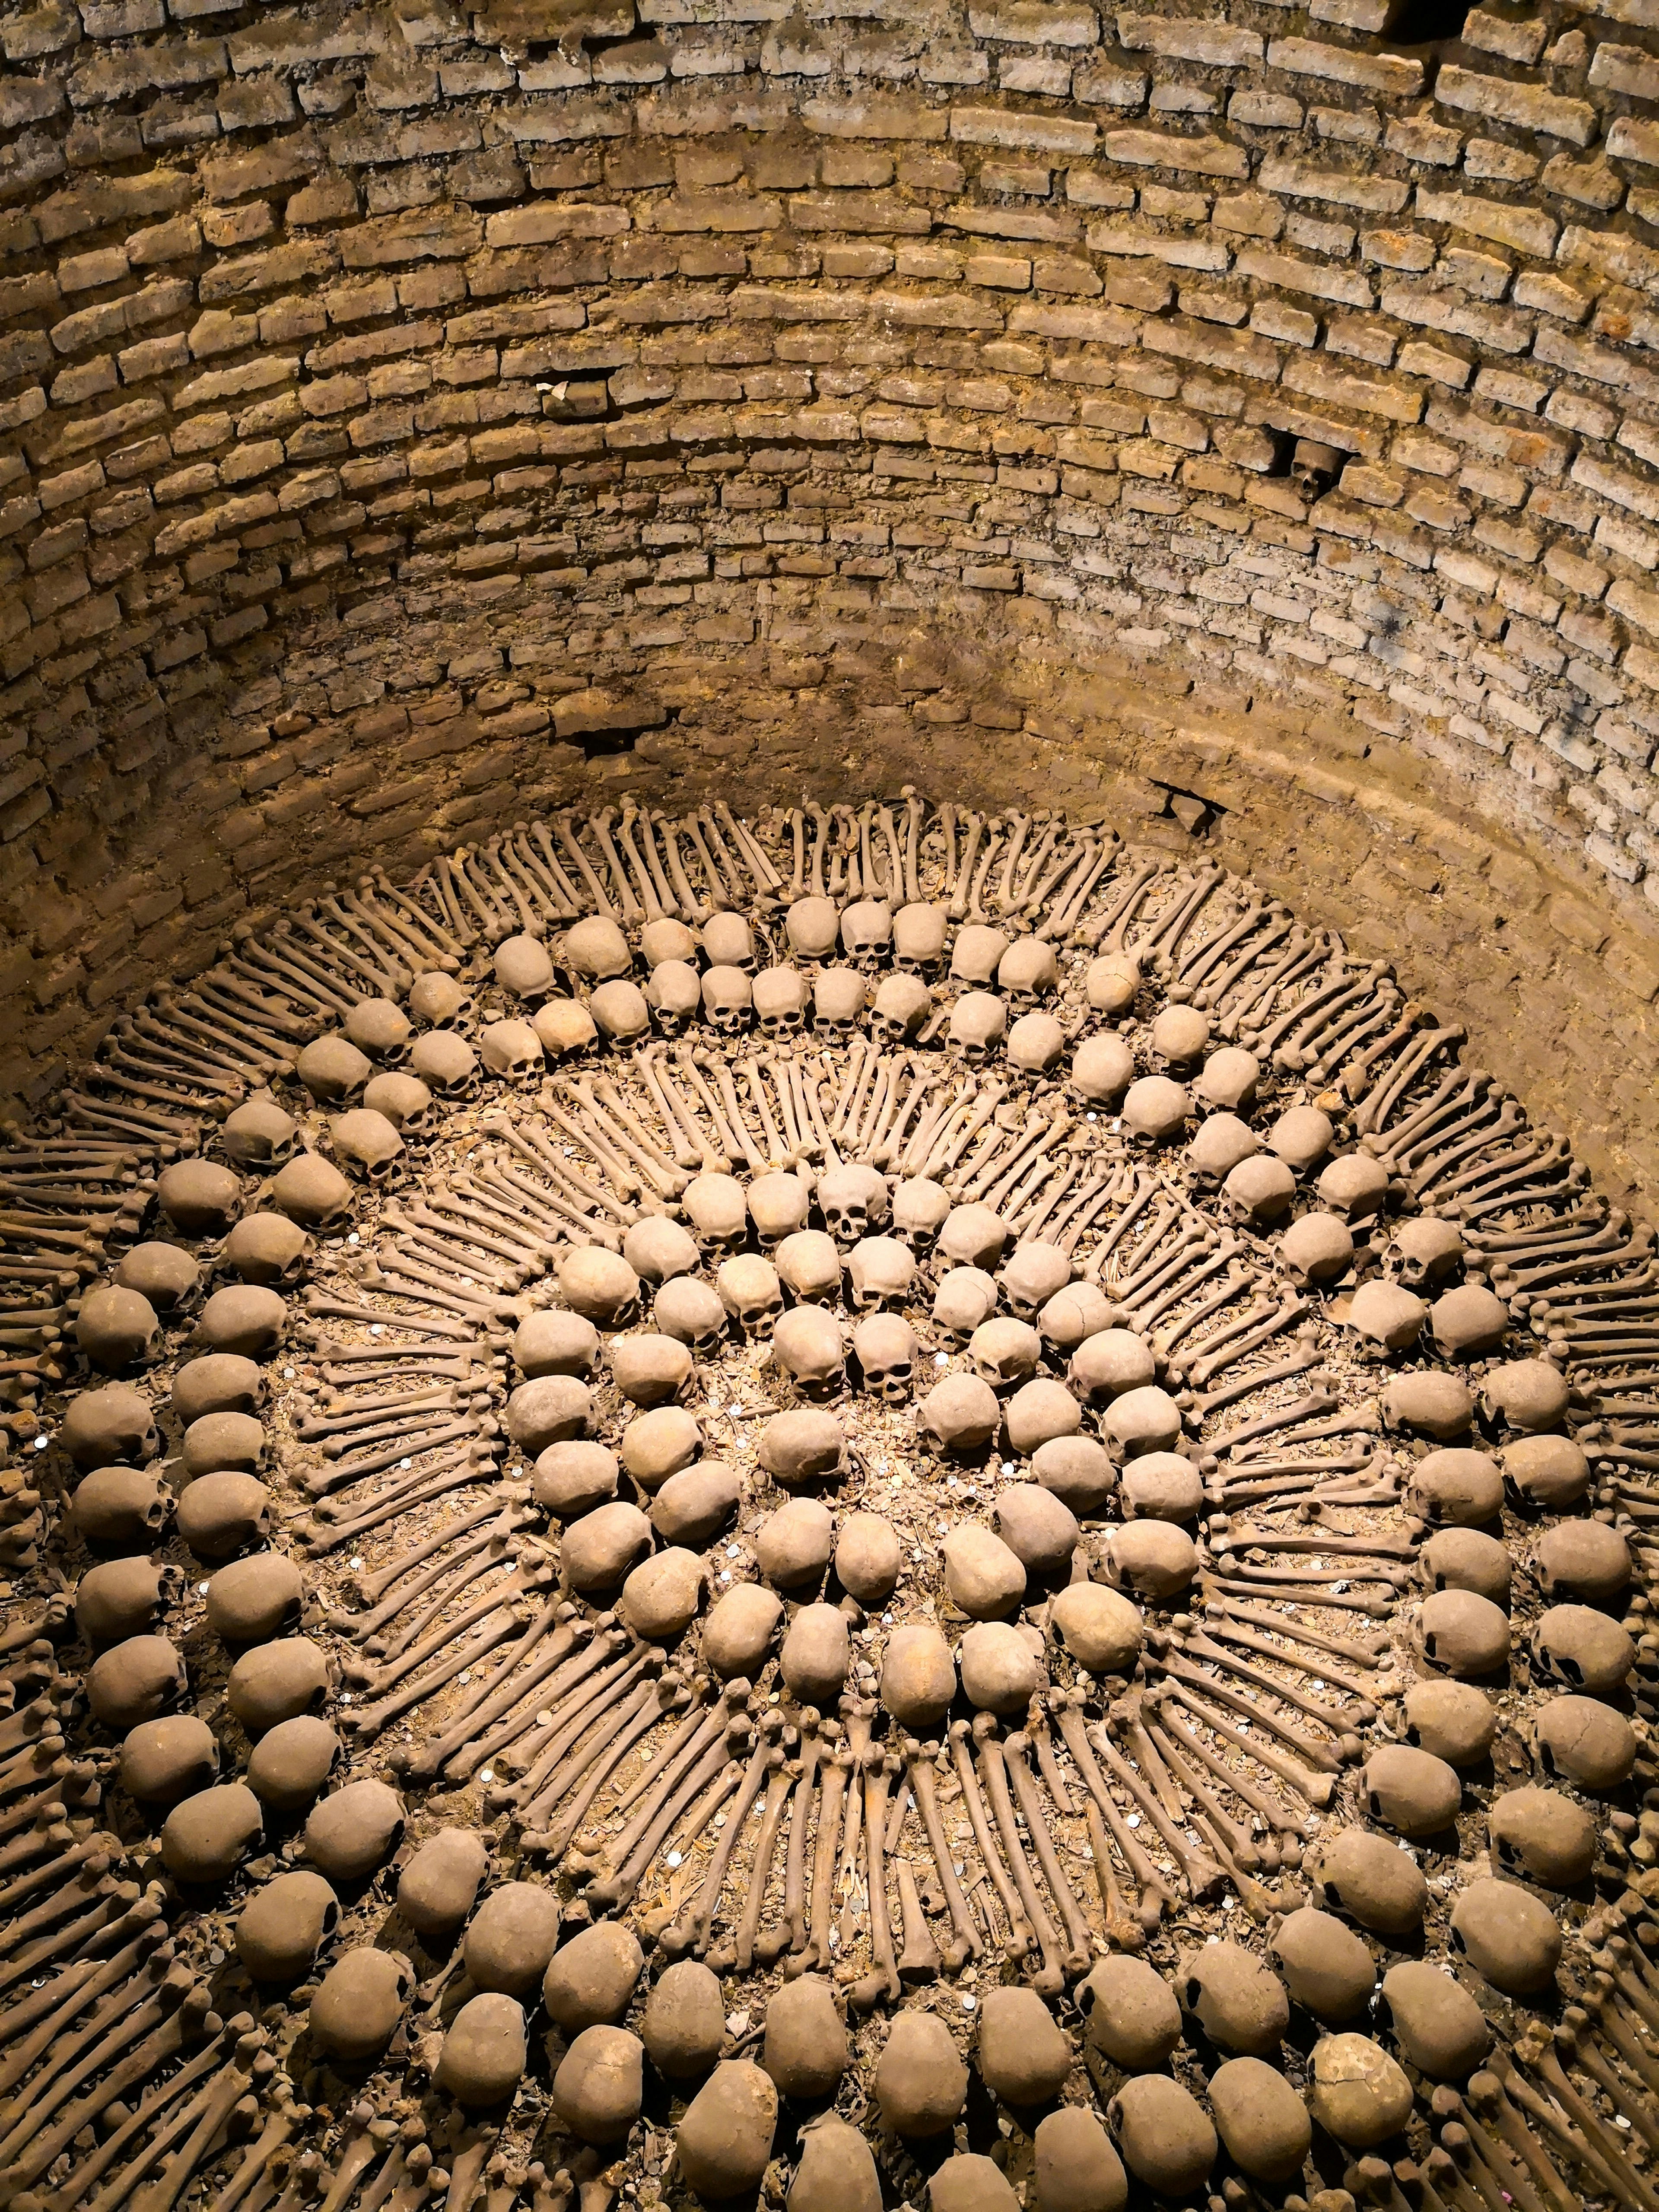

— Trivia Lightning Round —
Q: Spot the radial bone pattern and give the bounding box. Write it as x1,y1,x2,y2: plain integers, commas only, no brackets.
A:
1,796,1657,2212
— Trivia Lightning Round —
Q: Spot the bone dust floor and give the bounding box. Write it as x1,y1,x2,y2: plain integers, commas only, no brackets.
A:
2,798,1656,2212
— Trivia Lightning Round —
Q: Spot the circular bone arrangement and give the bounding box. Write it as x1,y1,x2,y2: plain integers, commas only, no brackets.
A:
3,798,1658,2212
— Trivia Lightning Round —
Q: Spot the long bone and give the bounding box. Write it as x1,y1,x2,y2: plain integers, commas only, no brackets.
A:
1048,1697,1173,1933
540,1090,651,1201
849,1750,904,2011
0,1829,124,1920
550,814,617,920
969,1717,1065,1993
570,1077,688,1195
1433,2105,1551,2212
399,1605,585,1781
299,1413,484,1501
45,2028,243,2212
0,1920,168,2084
1204,1386,1352,1456
1559,1997,1659,2144
589,1729,750,1918
1183,1343,1326,1425
1183,1297,1311,1390
903,1742,981,1970
491,1647,656,1813
1147,1660,1338,1805
125,2021,273,2212
721,1757,796,1974
0,1979,213,2192
946,1720,1032,1962
614,807,668,923
1407,1100,1529,1192
0,1940,177,2119
0,1850,125,1964
654,819,709,923
945,813,986,921
1485,2052,1634,2209
342,1588,554,1743
1140,1710,1283,1914
1145,1689,1302,1848
574,1688,748,1884
1170,1620,1370,1740
1128,1239,1246,1332
1222,934,1323,1033
441,1622,627,1786
1176,899,1270,991
1306,993,1406,1086
1085,1719,1225,1903
780,1719,822,1960
633,1051,711,1170
520,1673,689,1853
704,1059,766,1174
1526,2035,1659,2212
486,1122,633,1232
1000,1731,1093,1977
1081,1798,1144,1953
1351,1020,1466,1136
0,1880,155,1998
585,811,645,923
795,1745,850,1977
663,1719,783,1959
1464,2073,1580,2212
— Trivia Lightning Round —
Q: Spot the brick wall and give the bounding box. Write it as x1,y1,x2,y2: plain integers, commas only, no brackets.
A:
3,0,1659,1192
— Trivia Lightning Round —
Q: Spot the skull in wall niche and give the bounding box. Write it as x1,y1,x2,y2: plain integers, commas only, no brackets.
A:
1290,437,1343,499
329,1109,406,1186
893,902,947,974
841,899,893,972
818,1163,890,1250
814,967,867,1043
479,1019,544,1083
854,1312,916,1404
870,973,931,1045
645,960,703,1038
950,992,1007,1065
682,1171,749,1256
748,1172,811,1250
718,1253,784,1336
847,1236,915,1311
702,911,756,975
754,965,807,1041
702,965,754,1035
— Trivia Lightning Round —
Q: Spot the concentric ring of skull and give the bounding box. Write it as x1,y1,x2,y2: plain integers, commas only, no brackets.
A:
17,798,1649,2204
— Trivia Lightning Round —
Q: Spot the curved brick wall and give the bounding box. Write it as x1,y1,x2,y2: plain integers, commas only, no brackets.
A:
5,0,1659,1192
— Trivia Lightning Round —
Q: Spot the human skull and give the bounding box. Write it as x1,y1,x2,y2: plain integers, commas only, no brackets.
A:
641,918,698,968
933,1266,999,1341
717,1253,784,1335
1318,1151,1390,1224
748,1171,810,1249
344,998,412,1065
645,960,703,1038
498,933,562,1004
588,979,651,1046
1121,1075,1189,1144
702,911,756,974
222,1096,298,1171
754,965,808,1040
997,1240,1072,1323
563,915,632,982
969,1316,1042,1390
409,1030,479,1099
1387,1217,1465,1292
1278,1211,1355,1290
893,903,947,973
775,1230,845,1304
625,1217,701,1286
998,937,1058,1002
950,992,1007,1065
76,1287,163,1374
362,1071,433,1137
891,1177,951,1251
847,1236,915,1310
917,1372,1001,1457
653,1276,729,1355
1222,1154,1297,1227
841,899,893,971
1084,953,1140,1016
296,1035,372,1106
1149,1005,1210,1069
410,971,474,1028
1186,1113,1261,1194
818,1163,890,1249
329,1108,406,1185
951,924,1010,986
870,973,931,1044
681,1171,749,1255
702,964,754,1034
1007,1012,1064,1074
479,1019,544,1082
938,1203,1009,1273
534,998,598,1059
772,1305,846,1398
853,1313,916,1404
1290,437,1343,498
814,966,866,1042
786,896,841,963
